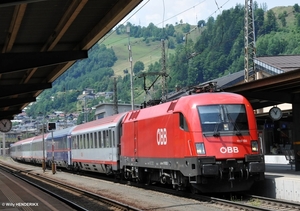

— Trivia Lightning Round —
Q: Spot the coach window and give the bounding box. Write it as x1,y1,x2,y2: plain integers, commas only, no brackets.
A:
108,130,112,147
98,131,102,148
112,131,115,147
72,136,75,149
76,136,79,149
63,137,67,149
59,137,62,149
94,132,98,148
80,134,84,149
85,133,89,148
102,130,107,148
89,133,92,148
86,133,90,148
81,134,84,149
92,132,95,148
65,136,67,149
90,133,93,148
179,113,189,131
101,131,103,148
103,131,106,148
87,134,89,148
78,135,81,149
78,135,80,149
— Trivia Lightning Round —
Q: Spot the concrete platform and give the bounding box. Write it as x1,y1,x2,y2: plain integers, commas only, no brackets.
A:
1,156,299,206
0,160,76,211
250,163,300,203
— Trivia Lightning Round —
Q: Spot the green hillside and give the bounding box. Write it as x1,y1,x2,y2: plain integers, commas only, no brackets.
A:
101,34,165,76
25,4,300,122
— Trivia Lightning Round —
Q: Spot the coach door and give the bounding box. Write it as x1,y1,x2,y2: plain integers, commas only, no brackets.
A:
134,121,138,160
67,135,71,166
106,129,113,162
110,127,116,162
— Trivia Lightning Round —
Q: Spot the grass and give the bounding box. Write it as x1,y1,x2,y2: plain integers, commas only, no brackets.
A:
100,34,164,77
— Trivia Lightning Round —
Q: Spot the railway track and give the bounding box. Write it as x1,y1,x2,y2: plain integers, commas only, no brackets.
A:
126,178,300,211
2,160,300,211
0,163,142,211
238,194,300,211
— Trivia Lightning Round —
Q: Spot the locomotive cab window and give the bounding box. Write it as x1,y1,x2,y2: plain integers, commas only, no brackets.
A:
198,104,249,135
179,112,189,131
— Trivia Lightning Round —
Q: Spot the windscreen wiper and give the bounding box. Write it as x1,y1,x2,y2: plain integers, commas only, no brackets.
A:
213,123,220,137
225,111,242,136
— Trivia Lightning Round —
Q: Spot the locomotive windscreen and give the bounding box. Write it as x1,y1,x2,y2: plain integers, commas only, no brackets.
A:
198,104,249,134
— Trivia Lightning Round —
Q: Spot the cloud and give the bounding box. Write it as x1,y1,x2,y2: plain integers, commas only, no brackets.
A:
121,0,297,27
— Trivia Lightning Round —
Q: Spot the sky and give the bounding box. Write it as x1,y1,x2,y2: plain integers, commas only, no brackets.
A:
120,0,298,27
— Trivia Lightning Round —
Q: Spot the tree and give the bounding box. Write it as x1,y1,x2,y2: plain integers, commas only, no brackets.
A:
175,32,184,44
263,10,278,34
296,14,300,28
182,23,191,33
278,11,287,27
166,24,175,37
197,20,206,27
168,38,175,49
255,8,265,36
133,61,145,74
294,4,300,13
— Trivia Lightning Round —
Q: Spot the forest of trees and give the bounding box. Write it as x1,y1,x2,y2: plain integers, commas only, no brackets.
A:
26,3,300,121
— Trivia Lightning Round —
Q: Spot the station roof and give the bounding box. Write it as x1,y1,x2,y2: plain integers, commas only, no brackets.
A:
0,0,141,120
226,69,300,110
1,1,300,121
203,55,300,110
256,55,300,72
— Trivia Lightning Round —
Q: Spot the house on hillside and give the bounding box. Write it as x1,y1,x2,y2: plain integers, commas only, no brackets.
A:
77,88,95,101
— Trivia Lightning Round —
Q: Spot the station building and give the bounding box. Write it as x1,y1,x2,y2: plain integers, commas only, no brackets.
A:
221,55,300,170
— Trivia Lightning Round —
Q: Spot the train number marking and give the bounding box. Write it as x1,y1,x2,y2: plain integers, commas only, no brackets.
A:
220,147,239,154
157,128,167,145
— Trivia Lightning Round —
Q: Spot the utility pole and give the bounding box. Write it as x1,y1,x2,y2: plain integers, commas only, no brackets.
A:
41,115,46,172
64,87,67,128
161,39,167,101
244,0,256,82
127,26,134,110
113,77,118,114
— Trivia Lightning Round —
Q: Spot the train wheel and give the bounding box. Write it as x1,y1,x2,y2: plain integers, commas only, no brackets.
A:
189,185,198,194
73,163,80,174
145,173,151,186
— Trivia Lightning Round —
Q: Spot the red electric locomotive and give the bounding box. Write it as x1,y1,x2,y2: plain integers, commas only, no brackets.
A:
120,92,265,192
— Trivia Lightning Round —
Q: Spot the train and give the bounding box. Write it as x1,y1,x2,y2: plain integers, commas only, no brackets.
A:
10,92,265,193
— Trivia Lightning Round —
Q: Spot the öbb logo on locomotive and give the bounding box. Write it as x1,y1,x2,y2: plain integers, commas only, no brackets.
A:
220,146,239,154
157,128,167,145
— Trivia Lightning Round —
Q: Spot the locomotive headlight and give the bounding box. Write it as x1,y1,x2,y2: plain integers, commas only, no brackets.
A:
196,143,206,155
251,141,258,152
